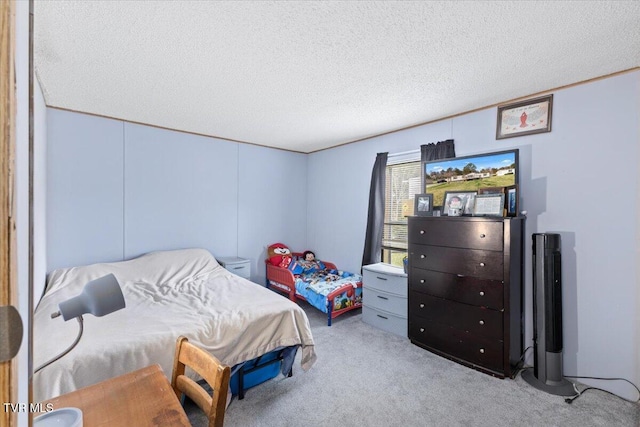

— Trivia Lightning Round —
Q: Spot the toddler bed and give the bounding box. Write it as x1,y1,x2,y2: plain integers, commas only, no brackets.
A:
265,243,363,326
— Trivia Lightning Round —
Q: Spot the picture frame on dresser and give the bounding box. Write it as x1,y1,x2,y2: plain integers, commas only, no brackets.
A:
442,191,477,216
506,185,518,217
478,186,505,195
472,193,505,217
414,193,434,216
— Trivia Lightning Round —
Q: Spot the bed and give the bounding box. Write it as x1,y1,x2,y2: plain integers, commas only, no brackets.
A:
265,244,363,326
33,248,316,402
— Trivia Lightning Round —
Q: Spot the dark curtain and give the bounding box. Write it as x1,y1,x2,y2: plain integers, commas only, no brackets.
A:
361,152,388,266
421,139,456,162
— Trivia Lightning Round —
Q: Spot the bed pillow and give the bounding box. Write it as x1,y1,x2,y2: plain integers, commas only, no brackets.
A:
44,248,220,296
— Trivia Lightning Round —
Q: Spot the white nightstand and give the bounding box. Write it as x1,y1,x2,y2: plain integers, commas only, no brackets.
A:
217,257,251,280
362,262,407,337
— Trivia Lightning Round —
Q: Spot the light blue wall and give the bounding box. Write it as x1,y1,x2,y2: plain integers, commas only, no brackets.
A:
45,111,308,285
47,110,125,270
123,123,239,259
237,143,308,284
34,80,47,305
307,70,640,400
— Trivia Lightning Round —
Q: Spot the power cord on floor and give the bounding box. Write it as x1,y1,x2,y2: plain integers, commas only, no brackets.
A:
513,349,639,405
509,345,533,379
563,376,640,405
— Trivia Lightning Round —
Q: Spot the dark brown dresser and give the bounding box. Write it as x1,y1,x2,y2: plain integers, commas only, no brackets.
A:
407,215,524,378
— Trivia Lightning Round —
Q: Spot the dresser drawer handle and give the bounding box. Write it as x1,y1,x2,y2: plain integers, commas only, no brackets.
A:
377,314,388,320
479,291,485,296
420,279,425,284
479,348,485,354
376,276,388,281
232,266,244,270
377,295,389,300
456,274,465,278
419,328,425,333
420,230,425,234
419,303,425,308
479,262,485,267
480,233,486,238
479,320,485,325
420,255,425,259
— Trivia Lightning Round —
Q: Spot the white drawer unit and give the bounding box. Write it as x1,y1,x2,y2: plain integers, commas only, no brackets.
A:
362,306,407,337
362,263,407,337
217,257,251,280
363,265,408,298
365,286,407,316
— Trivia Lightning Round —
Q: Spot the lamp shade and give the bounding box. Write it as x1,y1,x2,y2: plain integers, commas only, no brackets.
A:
57,274,126,321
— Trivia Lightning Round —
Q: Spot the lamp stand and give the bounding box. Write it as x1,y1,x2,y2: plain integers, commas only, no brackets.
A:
34,316,84,374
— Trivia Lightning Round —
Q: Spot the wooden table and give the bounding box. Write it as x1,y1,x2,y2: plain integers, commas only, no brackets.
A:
40,364,191,427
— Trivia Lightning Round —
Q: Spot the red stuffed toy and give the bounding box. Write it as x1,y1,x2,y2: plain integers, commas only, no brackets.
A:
267,243,293,268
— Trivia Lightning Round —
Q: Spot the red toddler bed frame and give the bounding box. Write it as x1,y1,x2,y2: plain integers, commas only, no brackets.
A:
265,252,363,326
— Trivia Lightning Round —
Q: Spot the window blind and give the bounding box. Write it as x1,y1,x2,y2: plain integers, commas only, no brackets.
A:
382,160,421,266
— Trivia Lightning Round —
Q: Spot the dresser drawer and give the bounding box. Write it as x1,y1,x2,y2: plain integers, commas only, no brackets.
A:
409,218,503,251
363,306,407,337
410,245,503,280
364,287,407,317
410,269,504,309
362,265,407,297
409,292,503,340
409,322,503,374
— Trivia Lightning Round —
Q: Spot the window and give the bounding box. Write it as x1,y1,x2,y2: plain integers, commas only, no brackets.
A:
382,159,421,267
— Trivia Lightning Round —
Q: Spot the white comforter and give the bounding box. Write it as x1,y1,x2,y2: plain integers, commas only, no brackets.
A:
33,248,316,402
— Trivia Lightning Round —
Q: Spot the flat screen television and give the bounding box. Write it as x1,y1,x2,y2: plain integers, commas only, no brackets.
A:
424,148,519,209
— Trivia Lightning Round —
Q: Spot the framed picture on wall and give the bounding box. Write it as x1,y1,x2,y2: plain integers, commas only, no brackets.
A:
496,94,553,139
414,193,434,216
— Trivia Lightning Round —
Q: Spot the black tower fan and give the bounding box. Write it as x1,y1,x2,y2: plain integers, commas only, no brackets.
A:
522,233,574,395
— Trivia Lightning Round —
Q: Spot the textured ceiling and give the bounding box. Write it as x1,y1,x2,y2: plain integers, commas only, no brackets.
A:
34,1,640,153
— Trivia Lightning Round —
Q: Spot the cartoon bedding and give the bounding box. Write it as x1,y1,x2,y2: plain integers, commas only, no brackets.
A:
293,258,362,314
266,243,363,325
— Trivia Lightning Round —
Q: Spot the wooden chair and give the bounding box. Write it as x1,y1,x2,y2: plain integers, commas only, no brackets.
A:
171,336,231,427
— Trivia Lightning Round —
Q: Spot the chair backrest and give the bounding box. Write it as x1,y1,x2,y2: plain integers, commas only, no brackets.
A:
171,336,231,427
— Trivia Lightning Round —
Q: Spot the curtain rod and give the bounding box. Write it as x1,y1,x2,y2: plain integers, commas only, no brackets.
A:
388,149,419,158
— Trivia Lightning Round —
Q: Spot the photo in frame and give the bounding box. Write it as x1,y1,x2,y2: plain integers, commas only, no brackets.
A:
473,193,505,217
478,186,505,195
505,185,518,217
496,94,553,139
414,193,434,216
442,191,477,216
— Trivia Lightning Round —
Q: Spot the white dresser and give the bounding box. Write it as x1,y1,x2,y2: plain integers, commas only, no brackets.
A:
217,257,251,280
362,262,408,337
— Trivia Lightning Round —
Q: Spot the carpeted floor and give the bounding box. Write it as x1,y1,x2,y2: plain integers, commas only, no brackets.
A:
185,301,639,427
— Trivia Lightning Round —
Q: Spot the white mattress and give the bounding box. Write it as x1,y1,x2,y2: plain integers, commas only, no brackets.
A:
33,248,316,401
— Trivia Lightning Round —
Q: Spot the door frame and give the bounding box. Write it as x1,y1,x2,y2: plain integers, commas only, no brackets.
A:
0,0,18,425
